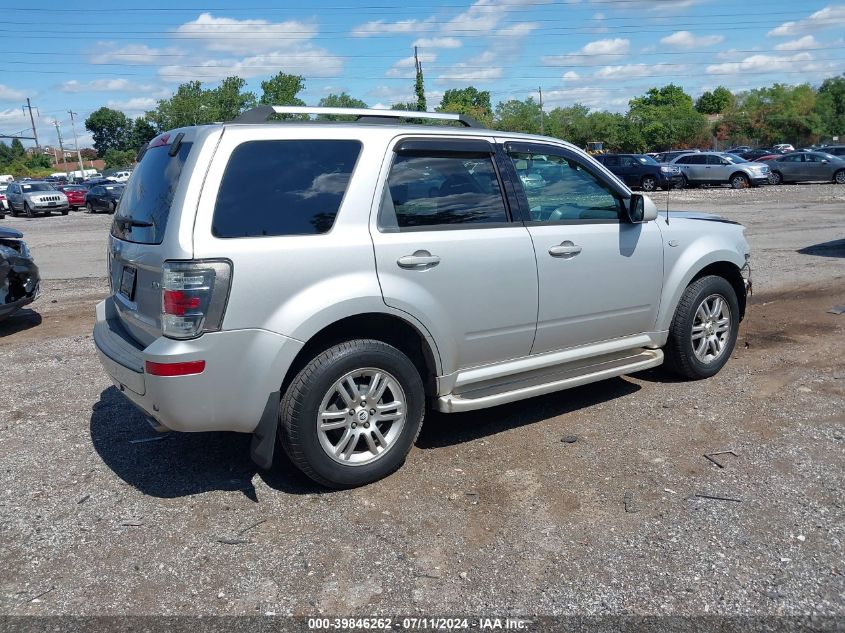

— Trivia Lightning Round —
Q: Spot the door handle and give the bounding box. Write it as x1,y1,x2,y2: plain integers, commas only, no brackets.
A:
549,241,582,258
397,250,441,269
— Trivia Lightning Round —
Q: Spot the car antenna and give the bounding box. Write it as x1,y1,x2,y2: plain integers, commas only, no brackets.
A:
665,171,670,225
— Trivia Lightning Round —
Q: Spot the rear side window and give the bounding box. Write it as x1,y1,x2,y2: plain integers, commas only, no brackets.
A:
212,140,361,238
111,141,192,244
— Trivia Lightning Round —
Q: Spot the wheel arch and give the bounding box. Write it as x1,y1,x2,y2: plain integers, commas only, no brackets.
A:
729,171,750,186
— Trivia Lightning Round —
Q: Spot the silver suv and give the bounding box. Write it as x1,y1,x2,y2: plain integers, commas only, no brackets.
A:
6,181,70,217
94,107,751,488
670,152,770,189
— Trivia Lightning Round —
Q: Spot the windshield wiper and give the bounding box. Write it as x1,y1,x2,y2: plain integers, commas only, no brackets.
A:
116,216,153,228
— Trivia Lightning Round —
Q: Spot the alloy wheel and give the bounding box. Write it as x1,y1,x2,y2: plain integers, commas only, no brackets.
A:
316,368,406,466
691,294,732,364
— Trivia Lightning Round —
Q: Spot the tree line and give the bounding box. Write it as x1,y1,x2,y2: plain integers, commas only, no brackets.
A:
1,69,842,178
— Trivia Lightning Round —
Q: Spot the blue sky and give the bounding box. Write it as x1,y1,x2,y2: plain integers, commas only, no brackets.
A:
1,0,843,150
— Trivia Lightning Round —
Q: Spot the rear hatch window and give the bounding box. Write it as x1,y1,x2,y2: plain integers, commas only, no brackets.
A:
110,140,192,244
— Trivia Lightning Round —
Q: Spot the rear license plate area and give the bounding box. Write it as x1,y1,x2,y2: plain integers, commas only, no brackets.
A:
119,266,137,301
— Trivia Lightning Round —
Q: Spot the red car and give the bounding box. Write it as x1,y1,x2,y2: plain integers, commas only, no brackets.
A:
58,185,87,210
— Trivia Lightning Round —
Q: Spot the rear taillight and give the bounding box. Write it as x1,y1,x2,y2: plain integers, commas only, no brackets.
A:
161,260,232,339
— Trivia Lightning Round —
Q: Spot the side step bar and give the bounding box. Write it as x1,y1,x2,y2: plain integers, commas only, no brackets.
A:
435,348,663,413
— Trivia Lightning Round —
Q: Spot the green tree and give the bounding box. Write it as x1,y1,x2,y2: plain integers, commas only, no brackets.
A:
494,97,542,134
437,87,493,127
209,76,256,121
85,107,132,156
695,86,735,114
259,72,306,106
11,138,26,160
316,93,368,120
80,148,98,161
414,55,426,111
815,75,845,138
545,104,591,144
103,148,137,170
25,153,52,169
628,84,708,150
130,118,157,150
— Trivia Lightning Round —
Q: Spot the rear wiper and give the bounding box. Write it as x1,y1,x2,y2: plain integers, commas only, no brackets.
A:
116,216,153,228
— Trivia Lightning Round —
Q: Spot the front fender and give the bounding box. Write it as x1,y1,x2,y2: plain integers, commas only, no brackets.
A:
655,239,746,333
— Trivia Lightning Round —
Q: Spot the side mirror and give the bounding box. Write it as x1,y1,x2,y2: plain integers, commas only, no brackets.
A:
821,159,829,164
624,194,647,223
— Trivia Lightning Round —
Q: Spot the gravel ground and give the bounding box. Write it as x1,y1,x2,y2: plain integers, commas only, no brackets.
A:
0,185,843,619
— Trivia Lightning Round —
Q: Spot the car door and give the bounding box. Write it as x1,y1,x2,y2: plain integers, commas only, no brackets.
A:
802,153,827,180
707,154,729,182
502,141,664,354
675,154,703,182
88,186,101,210
619,156,640,186
775,154,802,180
7,184,19,210
370,137,539,372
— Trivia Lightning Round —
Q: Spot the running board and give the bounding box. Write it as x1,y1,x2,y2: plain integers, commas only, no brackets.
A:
435,348,663,413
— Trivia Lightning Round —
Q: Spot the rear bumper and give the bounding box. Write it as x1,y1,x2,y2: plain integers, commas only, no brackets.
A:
93,297,304,433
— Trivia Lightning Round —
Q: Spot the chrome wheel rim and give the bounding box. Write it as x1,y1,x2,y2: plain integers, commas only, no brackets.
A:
692,294,732,364
732,175,747,188
836,171,845,184
642,177,656,191
316,368,406,466
771,172,782,185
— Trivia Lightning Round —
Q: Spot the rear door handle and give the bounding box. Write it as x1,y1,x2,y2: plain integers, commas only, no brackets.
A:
549,241,582,258
397,250,441,269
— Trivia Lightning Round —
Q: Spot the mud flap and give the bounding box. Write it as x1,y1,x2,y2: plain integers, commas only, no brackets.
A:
250,391,280,470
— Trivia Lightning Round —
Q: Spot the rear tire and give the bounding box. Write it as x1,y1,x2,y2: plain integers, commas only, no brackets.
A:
770,171,783,185
278,339,425,489
61,209,69,215
834,170,845,184
664,275,740,380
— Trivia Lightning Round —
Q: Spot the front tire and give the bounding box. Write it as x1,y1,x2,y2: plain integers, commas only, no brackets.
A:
641,175,658,192
24,202,34,218
86,203,94,214
730,173,749,189
279,339,425,488
664,275,740,380
834,170,845,185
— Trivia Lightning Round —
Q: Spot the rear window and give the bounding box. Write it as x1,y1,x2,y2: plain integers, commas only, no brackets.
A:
212,140,362,238
110,141,192,244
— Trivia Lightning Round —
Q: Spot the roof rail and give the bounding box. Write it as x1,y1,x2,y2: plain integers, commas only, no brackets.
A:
232,105,480,128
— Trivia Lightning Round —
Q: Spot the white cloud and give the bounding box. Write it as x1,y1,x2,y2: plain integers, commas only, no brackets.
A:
59,78,163,94
563,71,581,81
386,52,436,78
90,43,182,64
107,97,158,111
542,86,632,112
0,84,26,101
412,37,462,49
352,18,434,37
159,48,344,82
774,35,819,51
706,51,817,74
542,38,630,67
660,31,724,49
768,5,845,37
436,51,502,84
175,13,317,54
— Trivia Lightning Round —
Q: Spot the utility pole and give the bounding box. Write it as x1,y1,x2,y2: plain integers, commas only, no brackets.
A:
53,120,66,163
538,86,544,135
67,110,85,178
23,98,40,149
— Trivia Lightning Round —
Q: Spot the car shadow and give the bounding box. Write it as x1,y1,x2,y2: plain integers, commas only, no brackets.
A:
417,377,641,449
89,386,325,499
798,239,845,259
0,308,42,337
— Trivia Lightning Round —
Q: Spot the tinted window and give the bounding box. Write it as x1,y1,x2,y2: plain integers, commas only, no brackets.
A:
603,156,620,167
707,155,724,165
621,156,639,167
212,140,361,238
508,150,621,222
112,141,192,244
380,153,507,230
638,155,659,165
780,154,802,162
21,183,54,192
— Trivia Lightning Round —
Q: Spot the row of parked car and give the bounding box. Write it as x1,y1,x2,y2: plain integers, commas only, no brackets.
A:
591,145,845,192
0,178,126,219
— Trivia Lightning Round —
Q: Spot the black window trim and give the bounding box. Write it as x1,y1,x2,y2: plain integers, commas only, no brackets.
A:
377,140,515,233
503,141,629,225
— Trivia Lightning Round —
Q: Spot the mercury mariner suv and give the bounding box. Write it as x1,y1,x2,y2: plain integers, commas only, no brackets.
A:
94,106,752,488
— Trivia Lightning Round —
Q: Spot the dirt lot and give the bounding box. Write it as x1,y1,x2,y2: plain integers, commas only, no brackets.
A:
0,185,843,618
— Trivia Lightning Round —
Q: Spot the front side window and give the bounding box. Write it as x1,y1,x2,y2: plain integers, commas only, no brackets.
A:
380,152,508,230
603,156,620,167
508,150,621,223
212,140,361,238
621,156,639,167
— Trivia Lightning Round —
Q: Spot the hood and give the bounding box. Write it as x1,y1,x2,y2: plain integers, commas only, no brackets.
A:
666,210,741,225
0,227,23,239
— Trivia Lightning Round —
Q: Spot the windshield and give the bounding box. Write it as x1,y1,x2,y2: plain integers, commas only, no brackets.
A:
637,155,660,165
723,154,748,164
21,183,55,192
817,153,839,161
111,141,192,244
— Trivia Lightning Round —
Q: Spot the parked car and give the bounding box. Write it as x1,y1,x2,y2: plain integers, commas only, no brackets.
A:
821,145,845,157
653,149,700,163
111,170,132,183
0,184,8,218
726,146,752,153
737,149,776,161
5,181,70,217
84,184,125,214
57,185,88,210
93,106,751,488
670,152,770,188
767,152,845,185
773,143,795,152
596,153,683,192
0,226,40,321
